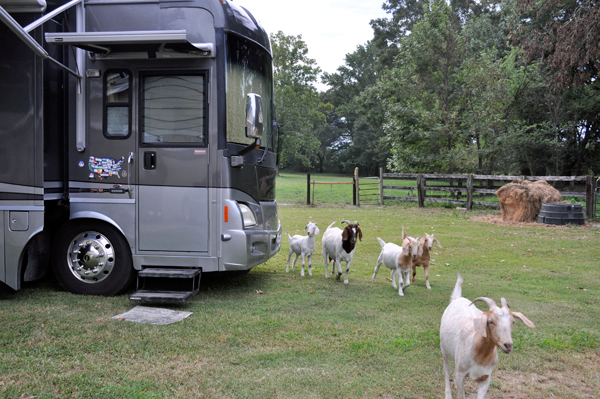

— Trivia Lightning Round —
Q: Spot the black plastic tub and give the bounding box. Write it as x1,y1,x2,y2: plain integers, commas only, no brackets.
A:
537,203,585,225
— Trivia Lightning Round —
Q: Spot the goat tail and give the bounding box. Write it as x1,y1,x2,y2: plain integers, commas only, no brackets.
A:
376,237,386,248
450,272,463,303
286,232,291,241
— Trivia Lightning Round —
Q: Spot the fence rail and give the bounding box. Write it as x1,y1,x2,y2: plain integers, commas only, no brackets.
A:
380,169,596,219
302,170,598,219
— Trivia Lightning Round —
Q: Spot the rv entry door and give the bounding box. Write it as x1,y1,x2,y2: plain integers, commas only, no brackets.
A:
137,72,209,253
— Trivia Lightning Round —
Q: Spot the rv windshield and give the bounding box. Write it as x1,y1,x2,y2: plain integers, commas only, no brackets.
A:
226,34,272,148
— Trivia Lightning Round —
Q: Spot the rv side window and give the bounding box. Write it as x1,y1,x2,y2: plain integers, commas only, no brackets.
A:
104,70,131,138
141,74,207,144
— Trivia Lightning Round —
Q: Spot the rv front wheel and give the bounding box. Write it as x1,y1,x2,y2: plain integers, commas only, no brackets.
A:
52,220,135,296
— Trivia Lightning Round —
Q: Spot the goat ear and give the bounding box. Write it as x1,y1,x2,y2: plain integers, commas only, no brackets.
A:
435,238,442,248
315,226,320,235
402,226,407,239
417,244,424,257
342,227,349,241
402,244,410,256
473,314,488,337
512,312,535,328
358,227,363,241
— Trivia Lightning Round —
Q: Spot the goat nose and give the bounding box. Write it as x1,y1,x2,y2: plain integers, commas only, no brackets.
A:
504,343,513,352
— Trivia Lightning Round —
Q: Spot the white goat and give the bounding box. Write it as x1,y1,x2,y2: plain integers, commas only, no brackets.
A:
286,222,320,277
322,220,362,284
372,235,421,296
411,233,442,289
440,273,535,399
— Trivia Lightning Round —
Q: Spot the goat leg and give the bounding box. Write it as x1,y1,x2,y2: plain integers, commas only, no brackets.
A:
397,268,404,296
323,250,330,279
286,250,294,273
476,375,491,399
442,353,453,399
343,262,350,284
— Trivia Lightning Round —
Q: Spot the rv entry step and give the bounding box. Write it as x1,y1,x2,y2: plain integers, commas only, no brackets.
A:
130,268,201,303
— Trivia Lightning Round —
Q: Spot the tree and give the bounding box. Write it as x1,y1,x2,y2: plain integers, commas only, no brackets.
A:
382,0,467,173
321,42,391,175
271,32,328,171
514,0,600,89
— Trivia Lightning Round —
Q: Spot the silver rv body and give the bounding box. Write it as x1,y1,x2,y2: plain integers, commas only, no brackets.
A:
0,0,281,299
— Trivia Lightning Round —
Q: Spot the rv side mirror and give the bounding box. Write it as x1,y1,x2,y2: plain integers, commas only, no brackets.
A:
245,93,263,139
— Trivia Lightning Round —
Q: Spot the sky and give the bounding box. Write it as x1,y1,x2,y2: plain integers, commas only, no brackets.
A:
234,0,390,91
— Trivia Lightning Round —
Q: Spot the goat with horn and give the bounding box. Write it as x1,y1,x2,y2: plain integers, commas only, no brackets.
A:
322,220,363,284
440,273,535,399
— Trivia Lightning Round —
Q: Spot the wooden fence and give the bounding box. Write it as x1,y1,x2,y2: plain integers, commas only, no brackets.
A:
377,168,596,219
305,170,598,219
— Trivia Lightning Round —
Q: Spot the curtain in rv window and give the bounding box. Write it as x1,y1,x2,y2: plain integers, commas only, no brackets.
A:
105,70,131,138
141,74,206,144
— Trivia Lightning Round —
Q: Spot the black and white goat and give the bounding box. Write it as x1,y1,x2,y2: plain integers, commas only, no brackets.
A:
322,220,362,284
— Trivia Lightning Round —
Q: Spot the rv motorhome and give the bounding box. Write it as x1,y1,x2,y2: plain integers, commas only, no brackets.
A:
0,0,281,301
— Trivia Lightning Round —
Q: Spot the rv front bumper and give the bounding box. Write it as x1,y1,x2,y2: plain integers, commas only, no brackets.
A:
221,220,281,271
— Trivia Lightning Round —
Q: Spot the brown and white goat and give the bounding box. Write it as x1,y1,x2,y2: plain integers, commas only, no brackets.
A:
372,235,421,296
322,220,362,284
440,273,535,399
411,233,442,289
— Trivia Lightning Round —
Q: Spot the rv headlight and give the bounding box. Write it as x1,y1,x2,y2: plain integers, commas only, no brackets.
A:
238,203,257,227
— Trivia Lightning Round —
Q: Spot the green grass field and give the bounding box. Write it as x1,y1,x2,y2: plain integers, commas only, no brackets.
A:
0,173,599,398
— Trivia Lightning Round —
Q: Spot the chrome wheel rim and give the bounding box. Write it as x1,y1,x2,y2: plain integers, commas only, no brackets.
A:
67,231,115,284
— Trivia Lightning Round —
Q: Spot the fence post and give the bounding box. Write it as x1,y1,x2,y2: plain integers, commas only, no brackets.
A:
466,174,473,211
417,174,424,208
307,173,311,205
352,174,356,206
379,167,384,205
354,167,360,206
586,175,594,220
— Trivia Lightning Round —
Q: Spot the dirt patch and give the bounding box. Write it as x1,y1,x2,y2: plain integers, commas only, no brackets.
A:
469,214,596,229
452,352,600,398
490,352,600,398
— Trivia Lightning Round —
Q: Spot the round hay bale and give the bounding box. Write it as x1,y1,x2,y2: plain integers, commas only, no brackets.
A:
496,180,562,222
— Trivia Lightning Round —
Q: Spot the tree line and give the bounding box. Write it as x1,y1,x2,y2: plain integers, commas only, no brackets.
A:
271,0,600,177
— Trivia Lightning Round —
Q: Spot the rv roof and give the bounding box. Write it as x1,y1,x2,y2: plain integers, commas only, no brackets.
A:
0,0,46,12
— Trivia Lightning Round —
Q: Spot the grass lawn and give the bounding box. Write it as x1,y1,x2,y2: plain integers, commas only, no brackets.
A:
0,173,599,398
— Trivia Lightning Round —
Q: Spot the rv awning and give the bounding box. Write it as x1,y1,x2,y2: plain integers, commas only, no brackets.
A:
0,0,46,13
45,30,214,59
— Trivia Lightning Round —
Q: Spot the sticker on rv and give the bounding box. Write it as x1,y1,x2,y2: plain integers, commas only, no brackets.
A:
88,156,125,180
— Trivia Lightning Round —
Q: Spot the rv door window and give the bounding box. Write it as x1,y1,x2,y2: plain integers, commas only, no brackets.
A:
141,74,206,144
104,70,131,138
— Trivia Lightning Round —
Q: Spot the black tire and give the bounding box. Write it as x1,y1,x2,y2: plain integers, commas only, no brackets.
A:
51,219,135,296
